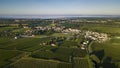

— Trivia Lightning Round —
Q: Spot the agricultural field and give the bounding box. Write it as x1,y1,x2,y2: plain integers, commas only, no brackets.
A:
73,57,89,68
0,18,120,68
0,36,88,68
77,20,120,68
9,58,72,68
0,37,50,50
91,37,120,68
80,25,120,35
12,28,31,33
0,49,23,68
30,47,87,62
0,27,17,32
51,33,70,37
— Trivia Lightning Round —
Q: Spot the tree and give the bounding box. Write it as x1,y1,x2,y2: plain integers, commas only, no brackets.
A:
102,57,118,68
18,23,23,28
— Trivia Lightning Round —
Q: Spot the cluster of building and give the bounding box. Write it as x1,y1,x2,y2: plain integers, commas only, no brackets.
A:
35,25,81,34
80,31,109,50
34,26,109,50
14,23,109,50
84,31,109,43
62,28,81,34
23,25,109,43
35,26,63,32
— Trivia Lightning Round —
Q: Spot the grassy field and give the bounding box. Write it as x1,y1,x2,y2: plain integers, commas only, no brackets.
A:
91,38,120,61
118,62,120,68
33,35,48,38
10,58,72,68
51,33,70,37
2,24,120,68
73,57,89,68
79,24,120,67
0,37,51,67
0,27,17,32
31,47,87,62
0,37,50,51
0,49,22,68
0,37,88,68
80,25,120,34
12,28,31,33
91,37,120,67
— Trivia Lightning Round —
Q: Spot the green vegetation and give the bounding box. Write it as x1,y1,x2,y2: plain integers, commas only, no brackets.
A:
0,37,50,50
0,27,17,32
12,28,31,33
10,58,72,68
92,38,120,61
80,25,120,35
51,33,70,37
10,58,61,68
0,49,22,68
0,18,120,68
91,38,120,68
73,57,89,68
31,47,87,62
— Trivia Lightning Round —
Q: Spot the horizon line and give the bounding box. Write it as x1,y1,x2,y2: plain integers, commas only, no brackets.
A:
0,14,120,16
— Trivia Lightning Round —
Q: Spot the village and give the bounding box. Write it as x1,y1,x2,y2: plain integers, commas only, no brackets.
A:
14,22,109,50
0,18,119,68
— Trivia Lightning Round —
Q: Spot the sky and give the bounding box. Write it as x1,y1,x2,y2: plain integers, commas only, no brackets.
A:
0,0,120,15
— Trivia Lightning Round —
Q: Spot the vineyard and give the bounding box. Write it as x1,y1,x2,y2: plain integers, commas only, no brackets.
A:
0,37,50,50
31,47,87,62
73,57,89,68
0,17,120,68
0,49,22,68
0,37,89,68
0,24,90,68
10,58,72,68
10,57,90,68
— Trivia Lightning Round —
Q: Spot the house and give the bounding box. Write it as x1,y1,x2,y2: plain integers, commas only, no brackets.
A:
51,44,56,46
14,37,18,39
81,46,85,50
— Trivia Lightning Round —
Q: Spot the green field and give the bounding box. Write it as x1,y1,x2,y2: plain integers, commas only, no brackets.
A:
10,58,72,68
1,18,120,68
0,37,50,51
0,27,17,32
78,23,120,67
0,49,22,68
80,25,120,35
73,57,89,68
91,37,120,67
92,38,120,61
0,37,88,68
51,33,70,37
0,27,29,33
12,28,31,33
31,47,87,62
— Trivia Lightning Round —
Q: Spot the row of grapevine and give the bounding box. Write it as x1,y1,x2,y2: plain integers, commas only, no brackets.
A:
10,58,72,68
73,57,89,68
31,47,87,62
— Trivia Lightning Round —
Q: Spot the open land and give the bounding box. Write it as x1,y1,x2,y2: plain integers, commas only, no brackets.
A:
0,17,120,68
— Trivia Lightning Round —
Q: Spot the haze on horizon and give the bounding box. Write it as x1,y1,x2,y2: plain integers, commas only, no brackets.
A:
0,0,120,16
